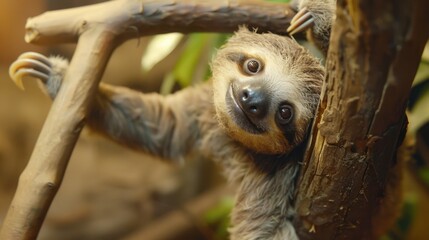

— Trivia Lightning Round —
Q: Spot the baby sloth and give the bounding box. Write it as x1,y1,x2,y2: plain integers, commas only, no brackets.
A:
10,29,324,239
10,0,334,236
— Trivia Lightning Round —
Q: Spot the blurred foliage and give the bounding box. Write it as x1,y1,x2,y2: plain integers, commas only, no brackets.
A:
203,197,234,240
141,33,184,73
409,59,429,133
409,42,429,170
173,34,218,87
382,196,417,240
418,168,429,186
142,33,230,94
391,42,429,240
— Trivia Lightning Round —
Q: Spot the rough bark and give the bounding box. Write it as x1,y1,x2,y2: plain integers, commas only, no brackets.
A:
0,0,294,239
294,0,429,239
25,0,294,45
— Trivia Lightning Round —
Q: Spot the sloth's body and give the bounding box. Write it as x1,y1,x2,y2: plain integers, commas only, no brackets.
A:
10,1,334,238
29,30,324,239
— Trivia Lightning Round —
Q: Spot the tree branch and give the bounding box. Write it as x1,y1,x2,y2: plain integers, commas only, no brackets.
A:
25,0,294,45
0,29,115,240
294,0,429,239
0,0,294,239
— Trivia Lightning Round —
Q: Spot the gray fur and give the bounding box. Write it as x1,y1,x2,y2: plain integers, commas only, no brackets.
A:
20,0,342,232
40,55,68,99
35,27,328,239
9,0,339,237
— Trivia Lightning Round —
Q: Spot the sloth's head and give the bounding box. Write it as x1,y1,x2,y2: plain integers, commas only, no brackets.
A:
211,28,325,155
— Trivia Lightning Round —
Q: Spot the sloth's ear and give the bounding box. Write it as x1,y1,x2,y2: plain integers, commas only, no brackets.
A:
236,25,259,35
237,25,250,33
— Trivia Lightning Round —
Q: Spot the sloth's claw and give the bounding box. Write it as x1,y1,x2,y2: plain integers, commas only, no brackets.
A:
18,52,52,68
11,68,50,90
287,7,315,36
9,52,52,90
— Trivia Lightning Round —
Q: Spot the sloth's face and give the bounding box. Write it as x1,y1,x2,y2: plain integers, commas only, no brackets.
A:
211,29,324,154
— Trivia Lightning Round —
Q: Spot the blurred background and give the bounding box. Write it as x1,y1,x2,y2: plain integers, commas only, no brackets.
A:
0,0,428,239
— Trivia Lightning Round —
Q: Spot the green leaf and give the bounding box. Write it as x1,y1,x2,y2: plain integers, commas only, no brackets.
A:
409,83,429,133
171,33,230,89
204,197,233,223
204,197,234,239
202,33,231,81
383,195,416,240
412,61,429,86
173,34,211,87
418,167,429,186
421,42,429,63
160,72,176,95
141,33,184,72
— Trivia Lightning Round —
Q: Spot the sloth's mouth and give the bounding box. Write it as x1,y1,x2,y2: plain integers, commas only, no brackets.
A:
226,84,264,134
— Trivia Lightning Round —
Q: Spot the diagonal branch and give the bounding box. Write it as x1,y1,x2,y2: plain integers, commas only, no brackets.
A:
0,28,116,240
0,0,294,239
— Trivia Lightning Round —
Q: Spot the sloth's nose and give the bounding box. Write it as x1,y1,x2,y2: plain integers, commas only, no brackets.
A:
236,82,269,121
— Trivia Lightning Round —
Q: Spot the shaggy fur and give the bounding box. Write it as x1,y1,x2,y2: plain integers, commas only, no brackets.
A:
12,0,337,236
13,0,405,236
33,28,325,240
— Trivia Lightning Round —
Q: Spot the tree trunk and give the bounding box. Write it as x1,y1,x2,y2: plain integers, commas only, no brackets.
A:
294,0,429,239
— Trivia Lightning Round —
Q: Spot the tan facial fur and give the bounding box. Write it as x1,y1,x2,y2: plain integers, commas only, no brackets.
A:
211,28,325,154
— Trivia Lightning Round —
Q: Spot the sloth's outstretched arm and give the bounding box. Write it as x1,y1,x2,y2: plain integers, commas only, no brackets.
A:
9,52,213,161
88,83,212,160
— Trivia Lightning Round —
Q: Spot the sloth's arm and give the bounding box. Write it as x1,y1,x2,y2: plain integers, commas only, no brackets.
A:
88,82,212,160
9,52,213,161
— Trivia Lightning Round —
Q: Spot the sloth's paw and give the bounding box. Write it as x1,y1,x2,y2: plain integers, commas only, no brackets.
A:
9,52,68,99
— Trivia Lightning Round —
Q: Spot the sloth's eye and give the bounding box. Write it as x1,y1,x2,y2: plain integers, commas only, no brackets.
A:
277,104,293,124
244,59,261,74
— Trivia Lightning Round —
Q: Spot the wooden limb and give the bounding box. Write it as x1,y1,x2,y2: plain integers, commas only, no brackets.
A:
0,17,118,240
294,0,429,239
1,1,294,239
0,31,116,239
25,0,295,45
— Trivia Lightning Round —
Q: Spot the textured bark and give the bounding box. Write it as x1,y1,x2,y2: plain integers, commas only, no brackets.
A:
25,0,294,45
0,0,294,239
294,0,429,239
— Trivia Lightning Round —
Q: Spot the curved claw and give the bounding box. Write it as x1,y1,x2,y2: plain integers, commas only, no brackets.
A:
9,52,52,90
17,52,52,67
287,7,315,36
